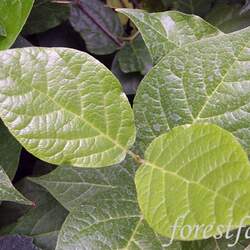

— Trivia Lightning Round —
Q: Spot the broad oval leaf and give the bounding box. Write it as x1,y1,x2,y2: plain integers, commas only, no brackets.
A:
0,47,136,168
117,9,221,63
134,26,250,153
136,124,250,240
0,0,34,50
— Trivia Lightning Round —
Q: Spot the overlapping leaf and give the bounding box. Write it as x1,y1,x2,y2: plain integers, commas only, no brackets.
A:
117,35,152,75
0,167,31,205
23,0,70,35
0,121,21,179
206,2,250,33
31,157,173,249
117,9,221,63
70,0,123,55
134,26,250,152
2,180,68,250
0,0,34,50
0,47,135,168
136,124,250,239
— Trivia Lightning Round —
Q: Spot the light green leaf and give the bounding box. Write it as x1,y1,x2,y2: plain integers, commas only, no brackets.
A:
117,35,152,75
0,167,31,205
2,179,68,250
136,124,250,240
0,0,34,50
206,2,250,33
0,47,136,168
31,157,172,249
134,26,250,153
117,9,221,63
70,0,123,55
23,0,70,35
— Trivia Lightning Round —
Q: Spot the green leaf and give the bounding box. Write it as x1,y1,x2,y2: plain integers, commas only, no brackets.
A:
23,0,70,35
31,157,137,212
31,157,171,249
0,22,7,38
3,179,68,250
0,167,31,205
162,0,214,16
206,2,250,33
112,55,142,95
0,47,136,168
117,35,152,75
70,0,123,55
136,124,250,240
0,121,21,179
0,0,34,50
117,9,221,63
134,26,250,153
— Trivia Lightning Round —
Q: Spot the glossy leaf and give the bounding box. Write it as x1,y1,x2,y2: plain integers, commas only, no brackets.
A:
117,35,152,75
136,124,250,240
0,121,21,179
0,167,31,205
3,180,68,250
0,47,136,168
0,0,34,50
31,157,171,249
117,9,220,63
70,0,123,55
206,2,250,33
134,26,250,152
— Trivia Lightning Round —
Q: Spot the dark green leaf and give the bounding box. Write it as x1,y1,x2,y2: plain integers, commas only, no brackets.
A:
117,35,152,75
23,0,70,35
112,55,142,95
70,0,123,55
0,121,21,180
4,180,68,250
206,2,250,33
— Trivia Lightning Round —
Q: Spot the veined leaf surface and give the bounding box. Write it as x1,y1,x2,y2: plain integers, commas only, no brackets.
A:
0,47,136,168
134,26,250,152
117,9,221,63
136,124,250,240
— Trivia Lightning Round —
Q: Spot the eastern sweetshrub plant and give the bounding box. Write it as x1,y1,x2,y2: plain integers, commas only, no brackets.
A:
1,0,250,249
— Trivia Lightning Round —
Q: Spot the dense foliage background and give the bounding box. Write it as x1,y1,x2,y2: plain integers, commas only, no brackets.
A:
1,0,250,249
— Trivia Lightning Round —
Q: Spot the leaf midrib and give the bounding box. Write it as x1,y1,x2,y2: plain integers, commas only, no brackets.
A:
194,39,250,121
17,81,129,154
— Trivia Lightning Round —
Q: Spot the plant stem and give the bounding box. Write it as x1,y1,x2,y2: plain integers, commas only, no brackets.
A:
74,0,124,48
127,150,145,165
